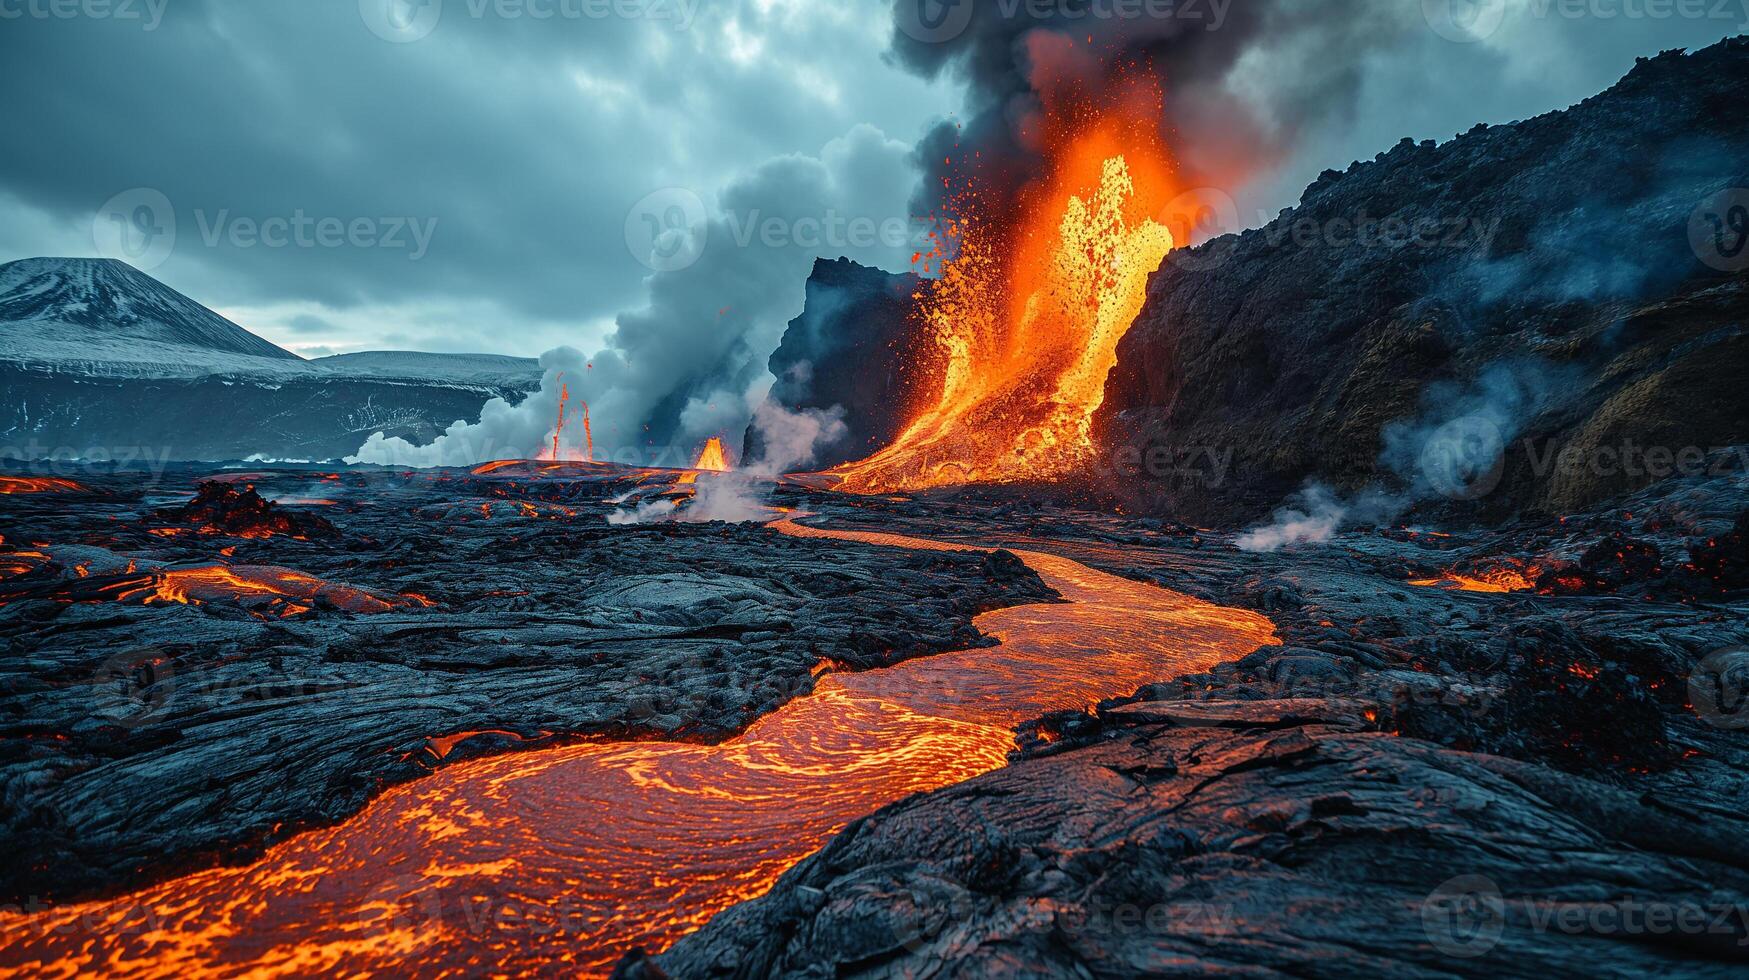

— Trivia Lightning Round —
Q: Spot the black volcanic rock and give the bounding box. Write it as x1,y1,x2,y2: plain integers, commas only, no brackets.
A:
1096,40,1749,524
155,481,339,539
628,720,1749,978
0,465,1054,905
744,257,934,469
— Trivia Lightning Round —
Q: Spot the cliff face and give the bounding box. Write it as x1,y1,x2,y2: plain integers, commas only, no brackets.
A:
746,257,931,470
1095,39,1749,524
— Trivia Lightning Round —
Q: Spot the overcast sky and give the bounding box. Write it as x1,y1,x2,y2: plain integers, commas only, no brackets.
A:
0,0,1742,363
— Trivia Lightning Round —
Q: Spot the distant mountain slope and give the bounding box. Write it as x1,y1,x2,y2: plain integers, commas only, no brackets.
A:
0,258,541,461
0,258,300,361
312,350,541,387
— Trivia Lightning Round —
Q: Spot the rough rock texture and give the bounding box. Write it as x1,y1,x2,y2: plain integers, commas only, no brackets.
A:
744,257,932,469
1096,40,1749,524
0,465,1052,904
624,472,1749,978
629,721,1749,978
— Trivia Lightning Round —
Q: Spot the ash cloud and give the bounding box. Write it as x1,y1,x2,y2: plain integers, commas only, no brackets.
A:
888,0,1420,224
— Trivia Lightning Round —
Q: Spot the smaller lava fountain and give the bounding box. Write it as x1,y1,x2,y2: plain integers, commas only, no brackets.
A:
542,374,595,463
691,437,731,472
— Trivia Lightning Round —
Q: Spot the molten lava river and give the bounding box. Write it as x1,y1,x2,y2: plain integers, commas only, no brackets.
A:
0,517,1276,977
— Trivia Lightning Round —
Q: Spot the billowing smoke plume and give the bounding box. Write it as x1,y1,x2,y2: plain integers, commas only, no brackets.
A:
890,0,1424,231
352,124,918,468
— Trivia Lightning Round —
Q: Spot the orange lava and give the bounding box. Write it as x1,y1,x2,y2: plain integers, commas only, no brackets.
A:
0,477,83,495
1409,564,1540,594
88,564,413,617
470,460,524,476
0,520,1276,977
833,90,1184,493
691,437,730,472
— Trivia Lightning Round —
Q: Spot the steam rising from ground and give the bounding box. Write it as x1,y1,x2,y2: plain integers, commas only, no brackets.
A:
607,403,847,526
1237,362,1570,552
1236,483,1403,552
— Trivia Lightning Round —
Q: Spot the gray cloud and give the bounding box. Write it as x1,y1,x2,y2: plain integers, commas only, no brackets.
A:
0,0,950,357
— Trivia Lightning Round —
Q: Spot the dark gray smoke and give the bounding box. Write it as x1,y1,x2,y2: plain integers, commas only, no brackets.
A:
889,0,1420,226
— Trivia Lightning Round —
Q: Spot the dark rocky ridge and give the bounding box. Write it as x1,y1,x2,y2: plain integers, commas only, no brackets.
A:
0,465,1053,904
744,257,930,470
1095,39,1749,524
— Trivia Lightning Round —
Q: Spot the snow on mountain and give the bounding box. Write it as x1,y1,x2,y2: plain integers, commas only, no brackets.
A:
0,258,542,388
311,350,541,387
0,257,301,362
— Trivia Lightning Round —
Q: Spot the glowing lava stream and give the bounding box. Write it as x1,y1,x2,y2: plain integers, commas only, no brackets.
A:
0,518,1277,978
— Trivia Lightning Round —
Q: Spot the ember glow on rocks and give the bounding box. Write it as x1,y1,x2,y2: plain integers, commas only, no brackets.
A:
833,84,1186,493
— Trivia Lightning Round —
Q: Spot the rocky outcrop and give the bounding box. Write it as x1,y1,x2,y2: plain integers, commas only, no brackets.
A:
745,257,933,469
627,718,1749,978
1096,39,1749,525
